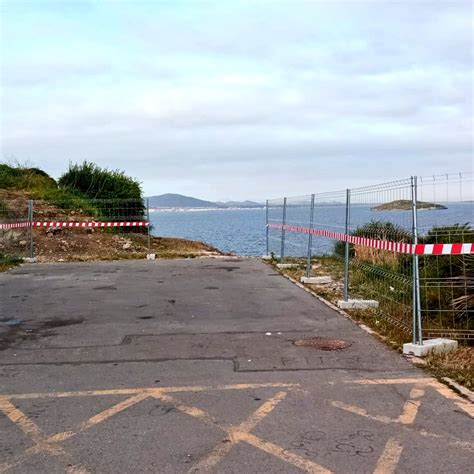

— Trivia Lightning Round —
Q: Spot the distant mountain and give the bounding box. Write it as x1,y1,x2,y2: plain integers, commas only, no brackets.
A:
147,194,263,208
148,194,218,208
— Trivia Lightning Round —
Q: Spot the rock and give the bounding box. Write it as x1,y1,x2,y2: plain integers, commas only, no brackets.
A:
122,242,132,250
19,240,27,246
5,230,23,240
46,226,62,235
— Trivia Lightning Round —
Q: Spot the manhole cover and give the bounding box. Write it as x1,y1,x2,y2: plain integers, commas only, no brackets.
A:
293,337,352,350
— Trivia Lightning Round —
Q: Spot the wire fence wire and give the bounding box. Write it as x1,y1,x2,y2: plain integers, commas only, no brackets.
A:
266,173,473,342
0,197,150,262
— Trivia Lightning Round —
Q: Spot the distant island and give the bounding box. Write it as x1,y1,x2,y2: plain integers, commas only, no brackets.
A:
147,193,263,209
372,199,447,211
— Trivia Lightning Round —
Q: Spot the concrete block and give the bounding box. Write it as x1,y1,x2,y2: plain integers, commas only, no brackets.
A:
146,253,156,260
337,299,379,309
301,276,332,284
276,263,299,269
403,338,458,357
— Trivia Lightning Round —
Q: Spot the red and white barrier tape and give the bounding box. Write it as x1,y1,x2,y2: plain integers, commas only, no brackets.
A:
0,222,31,229
0,221,149,230
268,223,473,255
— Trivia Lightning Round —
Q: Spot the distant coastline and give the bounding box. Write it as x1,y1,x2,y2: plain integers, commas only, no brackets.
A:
149,206,265,213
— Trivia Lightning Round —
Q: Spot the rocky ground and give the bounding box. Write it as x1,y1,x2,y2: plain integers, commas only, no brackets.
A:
1,190,223,264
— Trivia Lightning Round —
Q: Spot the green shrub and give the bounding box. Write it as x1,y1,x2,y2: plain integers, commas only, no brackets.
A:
419,224,473,324
0,163,58,194
334,220,412,259
58,162,145,220
58,161,143,201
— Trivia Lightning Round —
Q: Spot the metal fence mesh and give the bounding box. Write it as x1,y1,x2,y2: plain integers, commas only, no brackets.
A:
266,173,473,342
0,198,150,263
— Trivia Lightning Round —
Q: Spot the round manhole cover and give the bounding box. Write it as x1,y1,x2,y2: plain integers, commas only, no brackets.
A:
293,337,352,350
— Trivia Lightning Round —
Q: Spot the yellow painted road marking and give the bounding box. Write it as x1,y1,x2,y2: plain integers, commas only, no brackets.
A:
1,379,472,474
331,401,394,424
0,397,64,456
428,380,474,418
351,378,473,418
398,387,424,425
49,391,151,444
373,438,403,474
3,383,298,400
239,432,332,474
188,391,288,473
152,392,218,425
65,465,91,474
0,384,302,473
189,391,333,473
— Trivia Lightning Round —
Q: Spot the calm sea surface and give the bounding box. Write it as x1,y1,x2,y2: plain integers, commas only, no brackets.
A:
150,203,473,257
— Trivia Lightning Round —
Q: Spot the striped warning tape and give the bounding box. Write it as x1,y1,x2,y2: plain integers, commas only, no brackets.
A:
268,223,473,255
0,222,31,229
0,221,150,230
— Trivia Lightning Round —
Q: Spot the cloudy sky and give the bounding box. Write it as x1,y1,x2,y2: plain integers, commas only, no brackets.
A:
1,0,472,200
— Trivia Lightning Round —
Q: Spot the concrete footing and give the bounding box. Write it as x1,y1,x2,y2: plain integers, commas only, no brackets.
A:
23,257,37,263
301,276,332,284
277,263,300,269
337,299,379,309
146,254,156,260
403,338,458,357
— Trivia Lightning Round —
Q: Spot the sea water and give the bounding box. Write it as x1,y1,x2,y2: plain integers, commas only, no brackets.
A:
149,203,473,257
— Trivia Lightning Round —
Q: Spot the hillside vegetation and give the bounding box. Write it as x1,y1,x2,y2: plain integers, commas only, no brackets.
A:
372,199,447,211
1,162,221,264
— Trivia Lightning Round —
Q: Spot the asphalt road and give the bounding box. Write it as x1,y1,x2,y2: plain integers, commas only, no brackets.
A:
0,258,472,473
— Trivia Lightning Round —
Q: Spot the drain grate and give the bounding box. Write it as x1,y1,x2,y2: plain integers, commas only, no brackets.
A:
293,337,352,351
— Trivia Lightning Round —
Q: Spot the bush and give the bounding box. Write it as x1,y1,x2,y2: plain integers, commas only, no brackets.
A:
58,162,145,220
59,161,143,201
419,224,473,323
0,163,58,194
334,220,412,260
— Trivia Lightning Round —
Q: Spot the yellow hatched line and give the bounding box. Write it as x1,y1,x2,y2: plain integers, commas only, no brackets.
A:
2,382,299,400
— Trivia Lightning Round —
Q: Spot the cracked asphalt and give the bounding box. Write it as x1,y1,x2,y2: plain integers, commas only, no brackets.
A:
0,258,472,473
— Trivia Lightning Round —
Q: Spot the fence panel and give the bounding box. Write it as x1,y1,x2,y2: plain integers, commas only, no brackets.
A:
0,198,150,263
417,173,473,341
265,172,473,343
347,178,415,336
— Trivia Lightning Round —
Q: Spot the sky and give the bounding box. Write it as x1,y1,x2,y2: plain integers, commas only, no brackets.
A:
0,0,472,201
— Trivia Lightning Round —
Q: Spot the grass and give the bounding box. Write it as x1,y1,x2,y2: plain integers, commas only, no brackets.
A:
0,254,23,272
424,346,474,390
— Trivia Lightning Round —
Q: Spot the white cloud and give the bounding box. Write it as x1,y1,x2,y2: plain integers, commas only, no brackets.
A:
1,0,472,200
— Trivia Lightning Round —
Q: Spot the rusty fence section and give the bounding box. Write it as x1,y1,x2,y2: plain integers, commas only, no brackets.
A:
266,173,473,342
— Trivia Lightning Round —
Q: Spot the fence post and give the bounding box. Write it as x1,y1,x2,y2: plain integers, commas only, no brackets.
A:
265,199,269,256
280,197,287,263
305,194,315,278
28,200,34,258
343,189,351,301
411,176,423,345
146,198,151,254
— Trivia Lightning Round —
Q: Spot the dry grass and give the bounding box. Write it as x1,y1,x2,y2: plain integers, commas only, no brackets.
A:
354,246,399,268
424,346,474,390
